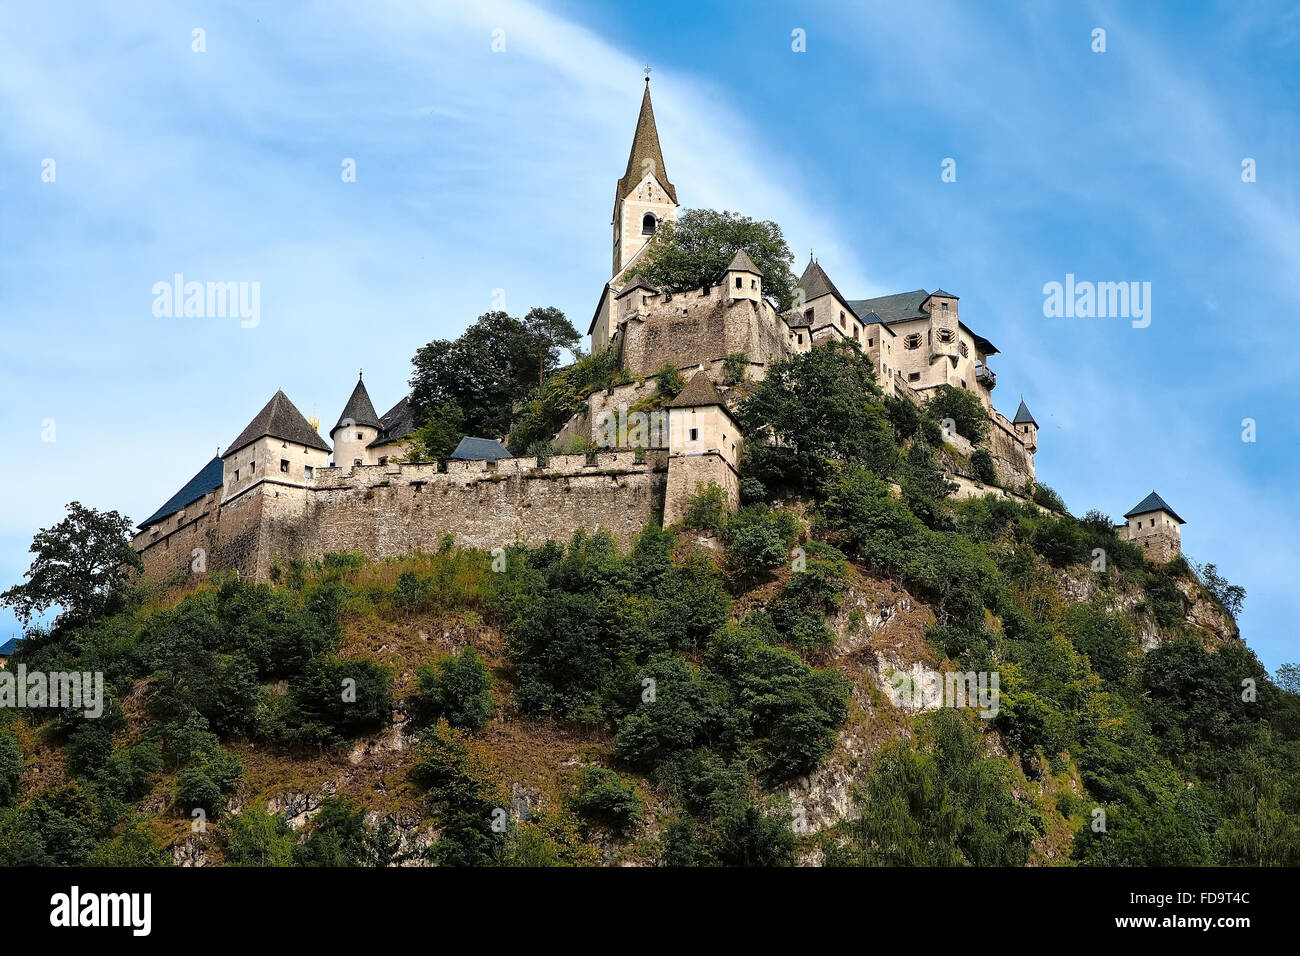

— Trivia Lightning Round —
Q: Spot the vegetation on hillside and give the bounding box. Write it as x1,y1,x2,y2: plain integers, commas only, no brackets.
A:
3,330,1291,868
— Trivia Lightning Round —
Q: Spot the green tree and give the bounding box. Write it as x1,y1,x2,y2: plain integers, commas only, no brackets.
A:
223,807,299,866
409,307,580,441
412,647,494,733
2,502,142,625
738,340,897,500
624,209,798,311
926,385,990,445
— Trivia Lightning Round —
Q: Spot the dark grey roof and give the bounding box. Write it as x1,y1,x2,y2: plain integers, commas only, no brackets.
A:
138,456,224,529
726,249,763,276
927,288,958,300
369,396,415,448
847,289,929,324
223,390,331,457
1124,491,1185,524
616,81,677,204
859,310,896,336
1012,398,1038,427
332,374,382,434
797,258,853,311
665,370,726,409
615,279,659,299
450,436,512,462
0,638,20,656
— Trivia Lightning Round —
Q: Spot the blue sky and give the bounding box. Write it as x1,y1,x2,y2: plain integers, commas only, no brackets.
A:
1,0,1296,670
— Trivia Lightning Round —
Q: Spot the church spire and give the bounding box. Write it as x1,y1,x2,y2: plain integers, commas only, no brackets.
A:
616,76,677,204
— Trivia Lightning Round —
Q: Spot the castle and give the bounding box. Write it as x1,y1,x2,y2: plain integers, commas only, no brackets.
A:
130,79,1183,580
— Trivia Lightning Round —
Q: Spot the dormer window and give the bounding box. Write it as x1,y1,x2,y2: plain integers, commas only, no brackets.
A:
641,213,656,235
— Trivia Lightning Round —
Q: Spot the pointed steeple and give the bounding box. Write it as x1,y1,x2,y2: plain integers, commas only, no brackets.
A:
617,79,677,203
726,248,763,276
797,257,848,306
332,371,382,435
1012,396,1038,427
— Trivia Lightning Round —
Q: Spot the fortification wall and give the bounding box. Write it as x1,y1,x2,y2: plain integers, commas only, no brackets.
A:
988,413,1035,489
136,452,671,580
620,290,789,379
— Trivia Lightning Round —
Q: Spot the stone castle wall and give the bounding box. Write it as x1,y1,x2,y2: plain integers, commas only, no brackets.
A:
135,451,669,581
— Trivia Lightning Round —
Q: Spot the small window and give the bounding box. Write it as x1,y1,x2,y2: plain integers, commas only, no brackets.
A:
234,468,240,481
750,279,757,289
959,342,969,357
804,308,813,323
839,312,845,328
797,333,803,345
356,432,363,440
904,333,922,350
689,428,699,442
938,328,954,343
378,456,388,466
735,276,743,289
940,302,948,311
642,213,656,235
908,372,920,382
867,337,874,347
353,458,362,467
280,459,289,473
304,466,314,479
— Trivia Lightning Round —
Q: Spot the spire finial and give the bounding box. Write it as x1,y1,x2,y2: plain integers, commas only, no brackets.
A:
643,64,652,84
358,368,363,380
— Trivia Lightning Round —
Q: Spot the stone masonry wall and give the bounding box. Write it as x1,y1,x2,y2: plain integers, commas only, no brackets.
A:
136,451,670,581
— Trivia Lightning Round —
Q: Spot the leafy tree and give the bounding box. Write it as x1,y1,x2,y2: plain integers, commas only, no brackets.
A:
223,807,299,866
87,821,167,867
1194,562,1246,619
570,766,643,836
412,647,494,733
507,348,621,455
624,209,798,311
970,448,998,485
409,307,579,441
738,340,897,499
2,502,142,625
402,402,464,461
829,710,1043,866
925,385,990,445
292,797,373,867
0,732,22,807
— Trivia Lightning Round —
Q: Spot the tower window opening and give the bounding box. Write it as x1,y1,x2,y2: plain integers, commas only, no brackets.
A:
642,213,656,235
736,276,743,289
280,459,289,473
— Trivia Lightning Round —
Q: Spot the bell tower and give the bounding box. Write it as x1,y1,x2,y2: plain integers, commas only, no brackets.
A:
612,72,679,279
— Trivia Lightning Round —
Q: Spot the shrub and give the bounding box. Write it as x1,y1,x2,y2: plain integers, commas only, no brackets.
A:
970,448,998,485
412,647,494,733
570,766,643,836
681,483,728,534
224,806,298,866
723,352,748,385
654,363,685,399
926,385,990,445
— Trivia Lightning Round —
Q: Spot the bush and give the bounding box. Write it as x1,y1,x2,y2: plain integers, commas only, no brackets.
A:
0,733,22,807
723,352,748,385
970,448,998,485
926,385,990,445
224,807,298,866
681,483,728,534
724,504,799,575
412,647,494,733
175,768,224,817
654,363,685,399
282,656,393,746
570,766,643,836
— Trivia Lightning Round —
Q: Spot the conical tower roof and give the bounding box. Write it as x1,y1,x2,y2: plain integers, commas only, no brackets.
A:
1012,397,1038,427
332,373,382,434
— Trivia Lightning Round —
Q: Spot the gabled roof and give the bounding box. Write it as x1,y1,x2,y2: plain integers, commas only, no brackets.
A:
665,370,727,410
616,81,677,204
847,289,930,324
1012,398,1038,427
797,258,853,312
138,456,224,529
615,279,659,299
450,436,512,462
369,396,415,448
1124,491,1185,524
223,390,331,458
332,374,382,434
726,249,763,276
0,638,17,657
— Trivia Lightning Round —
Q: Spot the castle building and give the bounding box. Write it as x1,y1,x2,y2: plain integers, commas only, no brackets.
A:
127,78,1174,582
1116,491,1184,562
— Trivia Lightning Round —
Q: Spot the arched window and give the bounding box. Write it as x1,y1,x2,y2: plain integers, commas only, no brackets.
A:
641,213,657,235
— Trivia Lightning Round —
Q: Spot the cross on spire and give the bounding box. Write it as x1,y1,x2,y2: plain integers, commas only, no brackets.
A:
643,64,652,83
